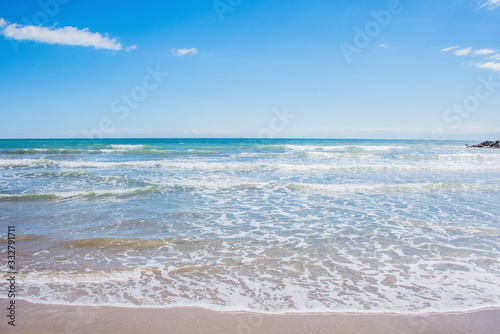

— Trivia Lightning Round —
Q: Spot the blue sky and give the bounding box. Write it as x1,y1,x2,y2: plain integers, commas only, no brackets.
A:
1,0,500,140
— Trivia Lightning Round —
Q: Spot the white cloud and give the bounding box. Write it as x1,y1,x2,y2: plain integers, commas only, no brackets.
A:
474,48,497,55
441,46,498,56
476,61,500,72
480,0,500,9
378,44,400,50
0,18,133,51
441,46,459,52
454,47,473,56
170,48,198,56
441,45,500,73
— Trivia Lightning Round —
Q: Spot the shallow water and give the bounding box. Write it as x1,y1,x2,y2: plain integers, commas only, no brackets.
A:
0,138,499,313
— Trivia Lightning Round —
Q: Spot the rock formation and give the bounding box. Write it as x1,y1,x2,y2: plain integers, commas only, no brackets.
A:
466,140,500,148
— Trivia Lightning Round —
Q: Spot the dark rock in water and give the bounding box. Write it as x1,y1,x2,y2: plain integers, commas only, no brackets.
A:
466,140,500,149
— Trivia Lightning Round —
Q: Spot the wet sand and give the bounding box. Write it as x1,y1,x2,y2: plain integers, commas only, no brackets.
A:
0,299,499,333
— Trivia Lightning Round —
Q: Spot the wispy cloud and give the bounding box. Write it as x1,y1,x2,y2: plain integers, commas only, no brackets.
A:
454,47,473,56
170,48,198,56
378,44,400,49
474,48,497,55
440,45,500,72
476,61,500,72
480,0,500,9
441,46,459,52
0,18,133,51
442,46,498,56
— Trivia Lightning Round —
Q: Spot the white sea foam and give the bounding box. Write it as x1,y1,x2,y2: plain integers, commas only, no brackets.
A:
13,268,143,283
0,158,51,166
109,145,145,150
2,140,500,314
286,182,499,193
359,145,409,151
144,178,274,190
284,144,409,151
2,158,500,172
7,243,500,314
0,187,153,199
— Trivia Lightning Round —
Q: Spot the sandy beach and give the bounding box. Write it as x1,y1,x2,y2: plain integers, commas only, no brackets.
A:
2,0,500,332
0,300,498,333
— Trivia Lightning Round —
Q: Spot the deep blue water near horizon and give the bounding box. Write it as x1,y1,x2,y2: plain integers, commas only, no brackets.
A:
0,138,499,314
0,137,474,148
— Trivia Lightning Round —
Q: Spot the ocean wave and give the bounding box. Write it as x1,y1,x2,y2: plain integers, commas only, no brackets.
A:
360,145,409,151
109,145,146,150
2,140,500,315
144,179,274,190
255,144,286,150
60,237,172,250
286,182,500,194
12,299,500,316
0,187,156,201
304,152,357,159
14,171,91,178
3,157,500,172
1,148,86,155
7,255,500,314
0,158,56,168
7,268,144,284
0,234,46,244
0,146,219,157
228,152,285,158
284,144,409,152
399,153,500,161
2,180,494,201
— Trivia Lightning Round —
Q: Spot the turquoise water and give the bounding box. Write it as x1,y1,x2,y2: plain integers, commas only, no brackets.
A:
1,138,500,313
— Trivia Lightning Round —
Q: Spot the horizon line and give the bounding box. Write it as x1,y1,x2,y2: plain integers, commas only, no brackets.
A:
0,137,489,142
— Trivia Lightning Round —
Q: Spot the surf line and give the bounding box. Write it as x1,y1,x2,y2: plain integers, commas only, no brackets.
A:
6,225,16,326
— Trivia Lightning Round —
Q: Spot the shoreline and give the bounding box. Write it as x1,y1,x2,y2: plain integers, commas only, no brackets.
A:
1,300,499,333
2,297,500,316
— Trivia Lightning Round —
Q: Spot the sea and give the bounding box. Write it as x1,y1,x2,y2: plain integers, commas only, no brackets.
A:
0,138,499,314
